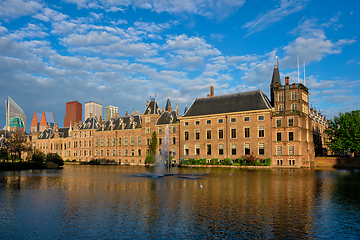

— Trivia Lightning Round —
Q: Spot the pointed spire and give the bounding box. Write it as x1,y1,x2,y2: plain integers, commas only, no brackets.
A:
271,66,281,86
39,111,47,132
184,101,188,114
30,111,38,132
165,97,171,111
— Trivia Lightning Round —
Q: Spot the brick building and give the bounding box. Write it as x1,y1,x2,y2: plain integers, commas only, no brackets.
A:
64,101,82,127
31,66,328,167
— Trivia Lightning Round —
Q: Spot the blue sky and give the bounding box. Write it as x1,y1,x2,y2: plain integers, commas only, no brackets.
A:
0,0,359,131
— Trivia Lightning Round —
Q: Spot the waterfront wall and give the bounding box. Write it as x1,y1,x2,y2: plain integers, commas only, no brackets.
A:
314,157,360,168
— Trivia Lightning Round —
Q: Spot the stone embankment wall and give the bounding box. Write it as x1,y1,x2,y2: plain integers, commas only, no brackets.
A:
314,157,360,168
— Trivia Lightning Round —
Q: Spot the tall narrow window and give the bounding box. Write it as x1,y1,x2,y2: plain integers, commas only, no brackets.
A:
291,91,297,100
231,144,236,155
289,145,294,155
118,138,121,146
277,132,282,141
231,128,236,138
207,144,211,155
207,130,211,139
131,137,134,146
259,126,264,137
125,137,128,146
277,146,282,155
276,118,281,127
138,136,141,145
259,143,264,155
184,145,189,155
245,127,250,138
195,130,200,140
219,129,223,139
106,138,109,147
288,117,294,127
245,143,250,155
185,131,189,140
112,138,115,146
279,105,284,112
172,137,176,144
195,145,200,155
289,132,294,141
219,144,224,155
292,104,297,111
278,93,284,101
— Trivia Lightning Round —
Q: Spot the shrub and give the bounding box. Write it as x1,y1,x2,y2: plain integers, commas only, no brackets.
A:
211,158,219,165
32,149,45,163
238,158,245,165
224,158,232,165
199,159,207,165
45,153,64,167
145,154,156,164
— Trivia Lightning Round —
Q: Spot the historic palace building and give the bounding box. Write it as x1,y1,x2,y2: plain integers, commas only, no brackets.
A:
30,66,328,167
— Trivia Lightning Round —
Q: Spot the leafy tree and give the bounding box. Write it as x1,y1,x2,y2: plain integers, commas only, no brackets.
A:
145,154,156,164
46,153,64,167
32,149,46,163
6,132,26,162
324,110,360,155
0,147,8,162
148,131,157,156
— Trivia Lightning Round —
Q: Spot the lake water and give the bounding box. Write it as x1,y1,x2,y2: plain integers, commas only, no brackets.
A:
0,165,359,239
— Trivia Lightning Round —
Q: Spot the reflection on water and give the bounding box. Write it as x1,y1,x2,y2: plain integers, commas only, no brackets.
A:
0,166,359,239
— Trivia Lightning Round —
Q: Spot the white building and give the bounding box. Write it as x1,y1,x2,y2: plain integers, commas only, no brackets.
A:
85,101,102,121
105,105,119,120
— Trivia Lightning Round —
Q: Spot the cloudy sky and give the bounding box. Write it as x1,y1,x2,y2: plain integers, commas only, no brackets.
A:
0,0,359,131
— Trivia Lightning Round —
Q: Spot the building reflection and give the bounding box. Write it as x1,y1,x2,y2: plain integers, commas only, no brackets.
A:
0,166,348,238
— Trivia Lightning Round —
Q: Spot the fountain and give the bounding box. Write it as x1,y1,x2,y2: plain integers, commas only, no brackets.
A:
134,125,204,179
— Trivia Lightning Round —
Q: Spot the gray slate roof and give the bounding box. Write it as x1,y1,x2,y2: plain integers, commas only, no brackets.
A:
165,98,171,111
143,100,161,115
38,127,70,139
96,115,142,132
183,90,272,117
78,116,100,130
156,110,180,125
271,66,281,86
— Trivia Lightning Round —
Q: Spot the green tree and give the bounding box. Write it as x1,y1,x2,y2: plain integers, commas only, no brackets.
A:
6,132,26,162
324,110,360,155
148,131,157,156
32,149,46,163
0,147,8,162
46,153,64,167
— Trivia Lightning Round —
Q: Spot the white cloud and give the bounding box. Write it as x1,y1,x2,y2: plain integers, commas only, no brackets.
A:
242,0,309,35
33,7,69,22
9,23,48,40
63,0,245,20
0,0,42,19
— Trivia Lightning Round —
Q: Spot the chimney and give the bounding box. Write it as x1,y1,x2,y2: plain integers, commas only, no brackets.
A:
136,111,139,115
207,94,210,97
310,107,313,112
162,108,165,113
324,116,326,121
131,111,134,116
114,113,119,118
90,112,93,118
146,101,149,107
314,110,317,114
285,77,289,85
55,124,59,132
169,106,172,112
176,103,179,113
125,111,128,116
210,86,214,97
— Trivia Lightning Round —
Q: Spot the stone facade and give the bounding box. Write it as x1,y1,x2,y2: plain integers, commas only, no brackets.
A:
30,67,327,167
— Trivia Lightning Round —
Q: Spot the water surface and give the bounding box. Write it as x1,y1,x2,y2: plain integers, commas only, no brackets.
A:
0,165,359,239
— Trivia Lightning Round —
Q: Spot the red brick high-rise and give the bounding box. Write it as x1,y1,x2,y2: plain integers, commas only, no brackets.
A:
64,101,82,127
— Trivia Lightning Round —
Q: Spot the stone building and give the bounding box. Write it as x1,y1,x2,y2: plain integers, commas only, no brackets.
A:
30,66,327,167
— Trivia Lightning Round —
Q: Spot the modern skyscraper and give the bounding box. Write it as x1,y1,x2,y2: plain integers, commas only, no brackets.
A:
105,105,119,120
85,101,102,120
64,101,82,127
5,96,26,133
